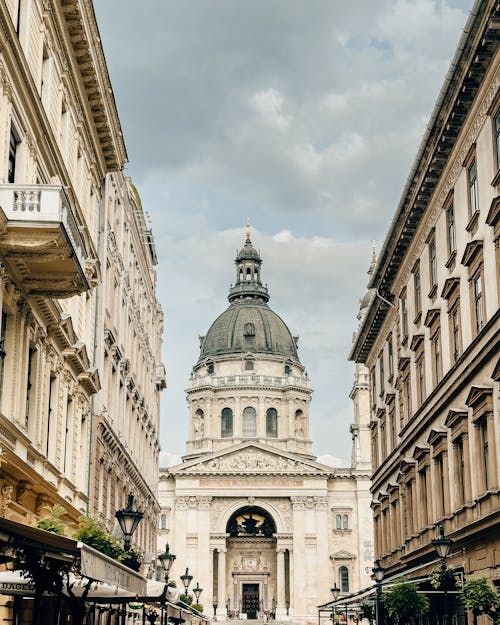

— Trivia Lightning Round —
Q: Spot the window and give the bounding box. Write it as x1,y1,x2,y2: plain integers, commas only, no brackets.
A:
207,363,214,375
468,158,479,216
25,347,36,430
46,373,57,457
245,360,254,371
473,273,483,333
284,364,291,375
242,406,257,437
336,514,342,530
8,130,18,183
0,311,7,405
429,237,437,288
416,355,425,407
160,513,167,530
266,407,277,438
480,420,489,490
419,469,428,527
450,306,461,363
370,367,376,407
446,205,456,256
431,331,442,385
388,337,394,379
401,292,408,339
342,514,349,530
379,352,385,396
456,438,466,506
435,455,446,517
221,407,233,438
339,566,349,593
414,267,421,317
41,43,50,105
495,109,500,170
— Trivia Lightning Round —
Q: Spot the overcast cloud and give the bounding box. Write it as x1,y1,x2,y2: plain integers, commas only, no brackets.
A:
93,0,471,465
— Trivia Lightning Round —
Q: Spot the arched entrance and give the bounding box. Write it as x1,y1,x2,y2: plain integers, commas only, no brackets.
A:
225,507,277,619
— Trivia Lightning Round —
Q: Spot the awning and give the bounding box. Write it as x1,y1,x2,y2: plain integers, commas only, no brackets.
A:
0,517,146,596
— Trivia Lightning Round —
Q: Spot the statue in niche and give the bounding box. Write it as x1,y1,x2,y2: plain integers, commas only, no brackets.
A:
194,411,204,438
295,412,304,437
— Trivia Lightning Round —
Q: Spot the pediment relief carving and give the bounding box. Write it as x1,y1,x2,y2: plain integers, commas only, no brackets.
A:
178,447,325,475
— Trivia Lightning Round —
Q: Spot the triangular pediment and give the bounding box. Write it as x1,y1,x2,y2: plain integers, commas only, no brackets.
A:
330,550,356,560
167,442,332,477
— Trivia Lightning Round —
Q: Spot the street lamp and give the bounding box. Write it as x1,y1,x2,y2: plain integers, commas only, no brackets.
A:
180,567,193,595
432,524,453,625
193,582,203,602
331,584,340,602
213,599,218,617
158,543,176,583
115,493,143,551
372,560,385,625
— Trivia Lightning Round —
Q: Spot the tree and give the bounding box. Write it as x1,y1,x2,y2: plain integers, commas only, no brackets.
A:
34,505,68,535
463,577,500,625
383,579,429,625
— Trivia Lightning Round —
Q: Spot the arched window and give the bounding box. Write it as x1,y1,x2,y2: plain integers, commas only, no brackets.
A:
160,513,167,530
221,407,233,438
336,514,342,530
266,408,278,437
339,566,349,593
246,268,251,281
242,406,257,437
343,514,349,530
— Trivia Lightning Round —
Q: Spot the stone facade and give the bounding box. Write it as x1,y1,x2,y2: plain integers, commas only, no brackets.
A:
0,0,164,562
159,233,373,624
350,0,500,589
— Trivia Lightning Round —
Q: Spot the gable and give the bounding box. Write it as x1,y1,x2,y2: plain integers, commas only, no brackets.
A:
169,443,331,477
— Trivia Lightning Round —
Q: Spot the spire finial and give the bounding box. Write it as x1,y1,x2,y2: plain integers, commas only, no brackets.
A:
245,218,251,242
368,240,377,276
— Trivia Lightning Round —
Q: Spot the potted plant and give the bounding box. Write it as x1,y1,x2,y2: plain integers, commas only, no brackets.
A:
383,579,429,625
463,577,500,625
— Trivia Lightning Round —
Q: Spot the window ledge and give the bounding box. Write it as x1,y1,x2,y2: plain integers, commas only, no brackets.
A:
427,284,438,301
413,312,422,326
445,250,457,270
491,168,500,188
465,210,479,235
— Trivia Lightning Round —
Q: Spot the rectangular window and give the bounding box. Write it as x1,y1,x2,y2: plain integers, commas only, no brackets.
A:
25,347,36,429
436,455,446,517
8,130,18,183
495,110,500,170
468,158,479,215
379,353,385,396
0,311,7,405
420,469,428,527
429,237,437,287
480,420,489,490
457,438,466,506
403,376,411,422
447,205,456,256
473,273,483,333
451,306,461,363
432,332,441,385
401,294,408,339
414,268,421,316
388,338,394,379
370,367,376,407
416,355,425,407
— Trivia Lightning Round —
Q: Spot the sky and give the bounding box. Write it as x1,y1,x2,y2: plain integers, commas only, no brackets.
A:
93,0,472,467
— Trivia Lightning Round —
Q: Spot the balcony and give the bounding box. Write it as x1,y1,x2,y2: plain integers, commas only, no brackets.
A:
0,185,90,298
189,373,310,390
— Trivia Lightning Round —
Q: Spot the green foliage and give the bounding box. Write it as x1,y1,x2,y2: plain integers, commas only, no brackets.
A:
383,579,429,624
167,580,177,587
121,548,143,572
73,515,124,561
180,593,193,605
463,577,500,617
34,505,68,536
429,566,459,590
191,603,203,613
360,602,375,623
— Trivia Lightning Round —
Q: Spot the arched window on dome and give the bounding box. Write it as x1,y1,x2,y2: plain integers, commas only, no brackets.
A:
246,268,252,281
339,566,349,593
221,407,233,438
266,408,278,438
242,406,257,437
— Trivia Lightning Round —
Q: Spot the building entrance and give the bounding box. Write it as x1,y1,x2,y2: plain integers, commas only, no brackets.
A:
242,583,260,619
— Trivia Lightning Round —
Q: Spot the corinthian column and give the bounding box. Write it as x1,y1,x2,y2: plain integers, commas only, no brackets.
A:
217,548,227,620
276,547,287,618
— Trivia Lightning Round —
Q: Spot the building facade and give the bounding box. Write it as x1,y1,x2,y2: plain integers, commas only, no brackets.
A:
159,231,373,624
0,0,164,559
350,0,499,594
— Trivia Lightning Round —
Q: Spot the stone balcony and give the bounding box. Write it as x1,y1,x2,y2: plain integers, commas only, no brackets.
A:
189,374,310,390
0,185,90,298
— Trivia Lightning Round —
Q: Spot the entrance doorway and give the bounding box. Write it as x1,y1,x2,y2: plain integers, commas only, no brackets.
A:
242,583,260,619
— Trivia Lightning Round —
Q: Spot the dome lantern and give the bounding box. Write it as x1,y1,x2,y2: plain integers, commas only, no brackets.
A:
228,222,269,303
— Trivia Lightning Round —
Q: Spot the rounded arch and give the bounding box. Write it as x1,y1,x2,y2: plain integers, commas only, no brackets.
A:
226,506,276,537
217,499,286,535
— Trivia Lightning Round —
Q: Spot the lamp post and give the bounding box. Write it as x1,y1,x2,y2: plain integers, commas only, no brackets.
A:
158,543,176,583
180,567,193,598
115,493,143,552
432,523,453,625
331,584,340,602
372,560,385,625
213,599,218,619
115,494,143,625
193,582,203,603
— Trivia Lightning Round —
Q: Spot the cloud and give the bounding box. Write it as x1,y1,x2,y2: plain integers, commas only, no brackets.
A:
93,0,471,464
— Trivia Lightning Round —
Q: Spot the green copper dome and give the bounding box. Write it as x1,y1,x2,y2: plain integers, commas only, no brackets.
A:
199,300,299,361
198,231,299,362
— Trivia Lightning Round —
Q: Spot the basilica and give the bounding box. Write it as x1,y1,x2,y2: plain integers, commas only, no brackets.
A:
158,230,373,623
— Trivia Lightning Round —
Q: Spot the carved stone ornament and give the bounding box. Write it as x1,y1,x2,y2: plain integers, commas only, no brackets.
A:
0,481,13,517
196,448,319,474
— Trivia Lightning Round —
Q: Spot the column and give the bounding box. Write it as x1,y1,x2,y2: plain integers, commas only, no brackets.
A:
276,548,286,618
217,548,227,619
288,549,294,616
